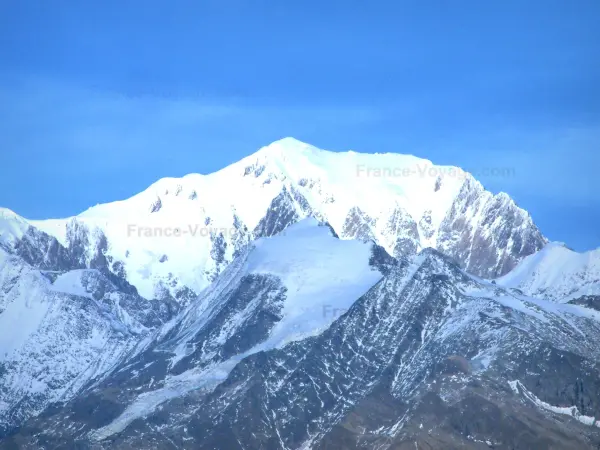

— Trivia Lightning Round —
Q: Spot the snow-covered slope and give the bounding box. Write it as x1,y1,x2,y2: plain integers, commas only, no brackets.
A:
164,218,384,360
8,235,600,449
24,137,546,301
0,246,178,434
497,242,600,302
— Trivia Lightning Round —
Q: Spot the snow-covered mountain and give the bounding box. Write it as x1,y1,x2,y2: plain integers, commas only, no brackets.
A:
9,137,546,303
2,138,599,448
497,242,600,304
4,219,600,449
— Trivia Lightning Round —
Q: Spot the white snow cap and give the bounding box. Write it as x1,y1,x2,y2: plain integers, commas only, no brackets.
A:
497,241,600,302
16,137,538,300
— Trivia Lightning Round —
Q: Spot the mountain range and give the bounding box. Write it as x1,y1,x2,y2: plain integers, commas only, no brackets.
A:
1,138,599,449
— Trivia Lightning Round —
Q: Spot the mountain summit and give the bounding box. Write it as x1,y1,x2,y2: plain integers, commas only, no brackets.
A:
5,138,546,302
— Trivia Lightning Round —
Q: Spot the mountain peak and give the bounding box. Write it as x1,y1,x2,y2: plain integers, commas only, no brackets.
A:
253,137,323,160
497,239,600,301
0,207,23,221
267,136,313,149
0,208,29,246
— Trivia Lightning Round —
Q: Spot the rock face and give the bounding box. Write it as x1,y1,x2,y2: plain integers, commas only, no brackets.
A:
436,180,547,279
2,223,599,449
12,226,76,271
569,295,600,312
252,186,313,239
9,138,545,303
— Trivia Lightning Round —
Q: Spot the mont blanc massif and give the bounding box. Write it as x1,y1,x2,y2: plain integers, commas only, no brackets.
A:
1,138,599,449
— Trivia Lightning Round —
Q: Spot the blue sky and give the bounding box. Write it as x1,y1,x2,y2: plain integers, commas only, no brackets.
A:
0,0,598,250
